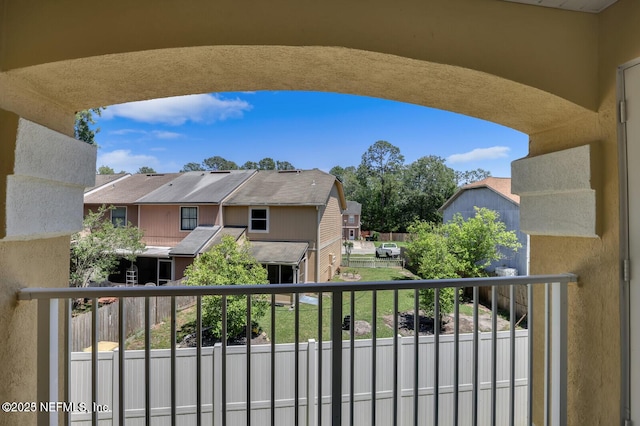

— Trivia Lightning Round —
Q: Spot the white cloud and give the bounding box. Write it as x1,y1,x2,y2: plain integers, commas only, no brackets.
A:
447,146,510,164
151,130,182,139
102,94,252,125
109,129,146,136
97,150,160,173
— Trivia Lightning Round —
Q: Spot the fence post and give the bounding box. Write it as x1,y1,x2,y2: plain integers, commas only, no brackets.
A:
551,282,567,426
308,339,317,426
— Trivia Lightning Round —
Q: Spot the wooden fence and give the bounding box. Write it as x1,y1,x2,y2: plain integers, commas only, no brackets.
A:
71,295,196,352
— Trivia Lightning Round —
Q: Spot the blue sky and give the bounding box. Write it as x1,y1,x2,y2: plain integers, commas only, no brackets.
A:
94,91,528,177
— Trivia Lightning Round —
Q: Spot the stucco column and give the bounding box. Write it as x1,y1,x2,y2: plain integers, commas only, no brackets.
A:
0,110,96,426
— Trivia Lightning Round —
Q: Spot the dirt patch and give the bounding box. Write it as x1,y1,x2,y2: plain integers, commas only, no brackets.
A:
383,303,514,336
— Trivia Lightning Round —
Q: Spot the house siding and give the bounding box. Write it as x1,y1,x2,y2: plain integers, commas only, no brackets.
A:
85,203,140,227
224,205,321,281
139,204,219,247
319,186,343,281
442,188,528,275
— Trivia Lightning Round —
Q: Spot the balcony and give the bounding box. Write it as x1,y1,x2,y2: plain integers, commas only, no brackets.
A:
18,274,575,426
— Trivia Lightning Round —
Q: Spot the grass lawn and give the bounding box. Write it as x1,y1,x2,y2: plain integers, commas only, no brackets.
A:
258,267,418,343
126,267,419,348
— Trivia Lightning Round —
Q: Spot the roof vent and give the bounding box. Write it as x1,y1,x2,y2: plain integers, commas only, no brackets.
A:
278,170,301,174
209,171,231,174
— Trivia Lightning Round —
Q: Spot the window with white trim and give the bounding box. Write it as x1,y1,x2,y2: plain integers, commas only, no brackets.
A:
348,215,355,224
180,206,198,231
111,206,127,227
249,207,269,232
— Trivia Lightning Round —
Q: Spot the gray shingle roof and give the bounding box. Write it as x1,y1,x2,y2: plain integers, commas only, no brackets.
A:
169,225,221,256
249,241,309,265
84,173,129,193
344,201,362,215
224,169,338,206
84,173,181,204
137,170,256,204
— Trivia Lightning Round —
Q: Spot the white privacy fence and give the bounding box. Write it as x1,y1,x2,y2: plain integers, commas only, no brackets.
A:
69,331,529,426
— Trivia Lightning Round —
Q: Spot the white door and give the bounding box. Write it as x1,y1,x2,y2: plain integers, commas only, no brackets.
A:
623,60,640,423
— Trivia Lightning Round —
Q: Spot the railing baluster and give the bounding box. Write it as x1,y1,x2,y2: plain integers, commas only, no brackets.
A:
349,290,355,426
65,299,71,426
294,293,299,426
544,283,550,426
528,283,534,426
118,297,125,426
454,287,460,426
372,290,377,426
246,295,252,426
144,297,150,426
434,288,440,426
222,295,228,426
92,297,98,426
393,289,399,426
196,296,202,426
331,290,343,426
472,286,479,426
171,296,177,425
37,298,60,426
271,294,276,426
414,288,419,426
318,291,323,426
491,286,497,426
551,282,568,426
510,285,516,426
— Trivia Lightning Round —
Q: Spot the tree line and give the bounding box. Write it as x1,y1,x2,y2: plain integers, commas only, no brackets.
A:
330,140,491,233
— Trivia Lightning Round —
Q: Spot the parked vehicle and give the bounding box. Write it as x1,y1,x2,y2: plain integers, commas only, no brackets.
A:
376,242,401,258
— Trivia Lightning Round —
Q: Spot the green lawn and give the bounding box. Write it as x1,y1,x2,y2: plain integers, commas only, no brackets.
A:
258,267,418,343
126,267,419,348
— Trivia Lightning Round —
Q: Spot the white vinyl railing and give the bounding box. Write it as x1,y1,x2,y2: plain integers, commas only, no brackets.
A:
18,274,576,426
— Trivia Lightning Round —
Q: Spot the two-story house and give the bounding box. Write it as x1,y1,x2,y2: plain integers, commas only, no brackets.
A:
83,169,346,285
342,201,362,241
223,169,347,283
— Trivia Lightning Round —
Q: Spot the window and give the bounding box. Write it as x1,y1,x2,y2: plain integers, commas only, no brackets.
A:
181,207,198,231
111,206,126,227
250,207,269,232
348,215,355,224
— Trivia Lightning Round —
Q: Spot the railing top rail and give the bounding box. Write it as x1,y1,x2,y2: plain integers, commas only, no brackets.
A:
17,273,577,301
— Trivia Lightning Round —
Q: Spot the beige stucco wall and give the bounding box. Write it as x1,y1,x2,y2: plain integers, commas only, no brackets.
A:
1,1,639,424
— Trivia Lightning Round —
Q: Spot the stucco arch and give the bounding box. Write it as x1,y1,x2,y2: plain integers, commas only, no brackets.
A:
2,45,594,139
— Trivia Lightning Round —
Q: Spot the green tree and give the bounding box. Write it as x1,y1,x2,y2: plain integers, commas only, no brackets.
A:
443,207,521,278
75,107,105,145
240,161,259,170
405,208,521,316
357,141,405,231
455,168,492,187
70,205,145,287
183,236,269,339
258,157,276,170
181,162,205,172
203,156,239,171
137,166,156,174
276,160,296,170
97,165,115,175
400,156,457,228
330,165,361,201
